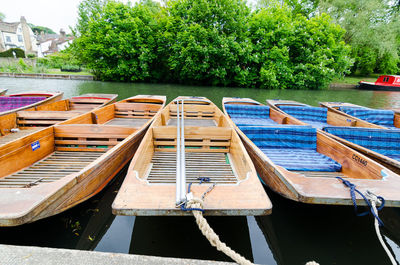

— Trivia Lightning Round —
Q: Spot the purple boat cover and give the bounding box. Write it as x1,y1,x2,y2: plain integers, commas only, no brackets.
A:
0,97,47,112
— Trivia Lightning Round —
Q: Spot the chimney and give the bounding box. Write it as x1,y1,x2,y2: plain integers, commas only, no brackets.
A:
60,29,66,39
20,16,27,23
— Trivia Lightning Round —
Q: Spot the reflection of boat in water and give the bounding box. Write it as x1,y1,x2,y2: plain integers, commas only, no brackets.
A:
0,167,126,250
129,215,253,262
256,190,400,265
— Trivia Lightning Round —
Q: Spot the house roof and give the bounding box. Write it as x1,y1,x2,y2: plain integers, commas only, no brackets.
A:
0,22,20,33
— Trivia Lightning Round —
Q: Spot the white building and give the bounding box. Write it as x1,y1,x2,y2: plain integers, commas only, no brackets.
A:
0,16,37,55
37,29,74,58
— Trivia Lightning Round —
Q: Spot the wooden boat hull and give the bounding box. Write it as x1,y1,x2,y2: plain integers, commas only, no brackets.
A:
0,95,166,226
112,96,272,216
0,89,7,96
223,97,400,207
0,91,63,117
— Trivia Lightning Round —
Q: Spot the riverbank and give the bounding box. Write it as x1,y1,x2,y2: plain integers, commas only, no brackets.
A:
0,244,234,265
0,72,94,80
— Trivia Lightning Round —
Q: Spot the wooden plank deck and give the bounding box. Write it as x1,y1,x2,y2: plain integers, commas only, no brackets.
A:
147,152,237,184
105,118,149,127
0,151,105,188
167,118,217,127
0,128,42,146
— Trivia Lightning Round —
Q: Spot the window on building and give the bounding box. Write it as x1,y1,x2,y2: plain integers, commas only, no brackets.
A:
5,36,11,43
18,35,23,42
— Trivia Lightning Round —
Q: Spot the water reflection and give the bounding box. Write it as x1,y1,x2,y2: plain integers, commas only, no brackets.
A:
129,216,253,262
1,77,400,264
257,189,400,265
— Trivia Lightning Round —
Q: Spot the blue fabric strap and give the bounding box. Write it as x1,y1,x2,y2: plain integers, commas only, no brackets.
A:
180,177,212,212
336,177,385,226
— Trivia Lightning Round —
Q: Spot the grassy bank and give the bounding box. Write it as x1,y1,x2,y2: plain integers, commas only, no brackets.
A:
331,74,380,85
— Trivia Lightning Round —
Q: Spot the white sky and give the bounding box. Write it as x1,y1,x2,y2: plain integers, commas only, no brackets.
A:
1,0,132,34
1,0,257,34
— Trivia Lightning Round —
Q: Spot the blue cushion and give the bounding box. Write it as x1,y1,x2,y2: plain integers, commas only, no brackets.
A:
231,117,277,126
323,126,400,159
260,148,342,171
279,105,327,123
305,120,330,130
339,106,394,127
225,104,269,118
239,125,341,172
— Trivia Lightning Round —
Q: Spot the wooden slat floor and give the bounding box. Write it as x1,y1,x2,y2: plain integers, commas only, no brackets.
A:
0,151,105,188
167,118,216,127
295,171,345,178
0,128,42,146
147,152,237,184
105,118,149,127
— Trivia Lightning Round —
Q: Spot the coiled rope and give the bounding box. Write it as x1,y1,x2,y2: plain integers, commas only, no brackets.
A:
337,177,397,265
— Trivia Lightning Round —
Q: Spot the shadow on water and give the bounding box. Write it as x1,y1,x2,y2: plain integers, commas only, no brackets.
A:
257,187,400,265
0,167,128,251
130,216,253,262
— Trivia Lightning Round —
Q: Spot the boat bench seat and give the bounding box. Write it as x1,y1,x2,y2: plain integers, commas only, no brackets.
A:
231,117,277,126
0,97,47,112
279,105,328,125
324,126,400,161
339,106,395,128
225,104,277,126
240,125,342,172
225,104,270,118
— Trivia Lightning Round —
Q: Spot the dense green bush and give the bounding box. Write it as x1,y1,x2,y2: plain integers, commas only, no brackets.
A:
37,51,80,69
0,48,25,58
71,0,353,89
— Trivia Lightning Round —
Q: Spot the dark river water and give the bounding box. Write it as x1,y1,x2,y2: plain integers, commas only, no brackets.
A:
1,77,400,265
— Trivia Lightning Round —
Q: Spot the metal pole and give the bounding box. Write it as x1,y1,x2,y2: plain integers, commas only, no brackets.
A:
175,100,181,205
180,99,186,201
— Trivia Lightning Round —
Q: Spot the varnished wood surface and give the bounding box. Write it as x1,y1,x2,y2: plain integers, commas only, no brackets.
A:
223,97,400,207
0,95,166,226
112,96,272,216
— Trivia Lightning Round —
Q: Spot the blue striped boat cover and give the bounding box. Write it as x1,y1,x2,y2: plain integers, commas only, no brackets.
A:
260,149,342,171
225,104,269,118
339,106,394,127
231,117,277,126
323,126,400,160
225,104,277,126
240,125,342,171
279,105,328,123
240,126,317,149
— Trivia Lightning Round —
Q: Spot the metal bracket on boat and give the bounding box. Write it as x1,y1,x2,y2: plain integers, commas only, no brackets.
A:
24,178,43,188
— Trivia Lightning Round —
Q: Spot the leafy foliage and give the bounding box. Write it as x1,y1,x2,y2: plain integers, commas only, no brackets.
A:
0,48,25,58
71,0,352,89
318,0,400,75
28,23,56,34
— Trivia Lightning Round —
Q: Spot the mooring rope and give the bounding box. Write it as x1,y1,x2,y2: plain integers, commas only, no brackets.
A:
181,179,319,265
336,177,397,265
366,192,397,265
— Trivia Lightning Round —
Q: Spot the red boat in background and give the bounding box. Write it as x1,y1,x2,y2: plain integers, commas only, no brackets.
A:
358,75,400,91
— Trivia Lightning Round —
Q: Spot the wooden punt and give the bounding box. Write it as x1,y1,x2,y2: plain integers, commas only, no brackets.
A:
268,99,400,174
0,89,7,95
223,97,400,207
0,91,63,116
0,95,166,226
319,101,400,129
112,96,272,216
0,93,117,147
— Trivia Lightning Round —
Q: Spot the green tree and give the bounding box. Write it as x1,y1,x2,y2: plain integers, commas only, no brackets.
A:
166,0,253,86
0,12,5,21
28,24,56,34
319,0,400,75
